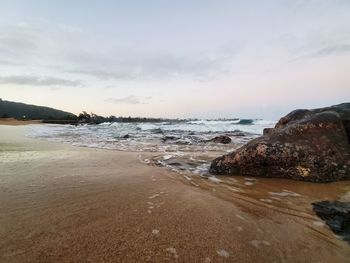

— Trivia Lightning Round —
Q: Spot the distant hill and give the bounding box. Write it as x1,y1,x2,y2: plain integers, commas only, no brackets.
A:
0,99,76,120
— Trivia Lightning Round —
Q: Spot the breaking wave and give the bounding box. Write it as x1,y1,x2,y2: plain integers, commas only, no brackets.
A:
28,119,275,175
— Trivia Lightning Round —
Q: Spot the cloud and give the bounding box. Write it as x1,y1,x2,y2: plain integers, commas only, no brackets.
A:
0,24,41,62
286,43,350,63
305,44,350,58
0,75,83,87
0,21,238,84
0,36,37,51
0,59,18,66
105,95,150,104
66,69,137,81
65,49,236,82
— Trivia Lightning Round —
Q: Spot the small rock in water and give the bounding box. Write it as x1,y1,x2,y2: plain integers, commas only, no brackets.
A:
210,135,232,144
312,200,350,243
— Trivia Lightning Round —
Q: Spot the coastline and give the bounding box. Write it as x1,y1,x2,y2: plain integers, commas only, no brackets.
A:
0,125,349,262
0,118,42,126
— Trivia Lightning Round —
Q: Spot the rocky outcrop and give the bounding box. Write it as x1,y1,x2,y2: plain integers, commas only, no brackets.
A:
210,103,350,182
312,201,350,243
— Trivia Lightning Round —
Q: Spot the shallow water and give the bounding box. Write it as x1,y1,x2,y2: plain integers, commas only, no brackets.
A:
2,125,350,262
155,156,350,243
27,119,275,174
27,120,350,246
138,145,350,246
28,120,274,150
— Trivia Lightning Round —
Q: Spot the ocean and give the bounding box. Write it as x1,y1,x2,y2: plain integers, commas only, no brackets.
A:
28,119,276,176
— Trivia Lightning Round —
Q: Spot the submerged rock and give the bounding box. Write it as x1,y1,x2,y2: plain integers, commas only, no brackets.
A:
210,103,350,182
210,135,232,144
312,201,350,243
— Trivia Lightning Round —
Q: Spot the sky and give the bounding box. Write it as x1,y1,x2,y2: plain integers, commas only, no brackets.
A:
0,0,349,119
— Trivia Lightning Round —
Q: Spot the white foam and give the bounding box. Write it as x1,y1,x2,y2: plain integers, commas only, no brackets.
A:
250,240,271,248
313,221,325,227
228,186,244,193
166,247,179,259
216,249,230,258
28,119,275,155
268,190,300,197
183,175,192,181
236,214,246,221
149,194,160,199
152,229,159,234
163,155,173,160
208,176,222,183
244,177,256,181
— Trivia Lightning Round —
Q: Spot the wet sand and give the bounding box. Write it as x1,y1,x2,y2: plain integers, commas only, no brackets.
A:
0,118,42,126
0,125,349,262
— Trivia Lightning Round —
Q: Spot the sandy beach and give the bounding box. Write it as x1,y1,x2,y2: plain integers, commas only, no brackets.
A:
0,124,349,263
0,118,42,126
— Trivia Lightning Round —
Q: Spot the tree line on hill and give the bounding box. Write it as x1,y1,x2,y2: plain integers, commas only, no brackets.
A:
0,98,76,120
0,99,183,124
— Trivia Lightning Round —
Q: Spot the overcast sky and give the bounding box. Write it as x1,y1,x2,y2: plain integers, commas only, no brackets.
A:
0,0,349,119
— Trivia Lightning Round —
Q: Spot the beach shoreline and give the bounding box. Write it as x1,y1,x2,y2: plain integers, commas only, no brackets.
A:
0,125,349,262
0,118,42,126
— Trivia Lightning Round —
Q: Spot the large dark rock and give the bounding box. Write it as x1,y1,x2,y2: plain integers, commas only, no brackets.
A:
312,201,350,243
210,103,350,182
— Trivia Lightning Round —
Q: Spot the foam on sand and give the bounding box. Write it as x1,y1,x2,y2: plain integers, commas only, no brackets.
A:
216,249,230,258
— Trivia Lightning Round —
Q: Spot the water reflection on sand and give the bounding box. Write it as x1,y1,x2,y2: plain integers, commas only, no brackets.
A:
143,151,350,246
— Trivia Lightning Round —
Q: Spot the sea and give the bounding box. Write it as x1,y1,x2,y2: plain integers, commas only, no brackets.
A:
27,119,350,247
28,119,275,176
25,118,350,248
